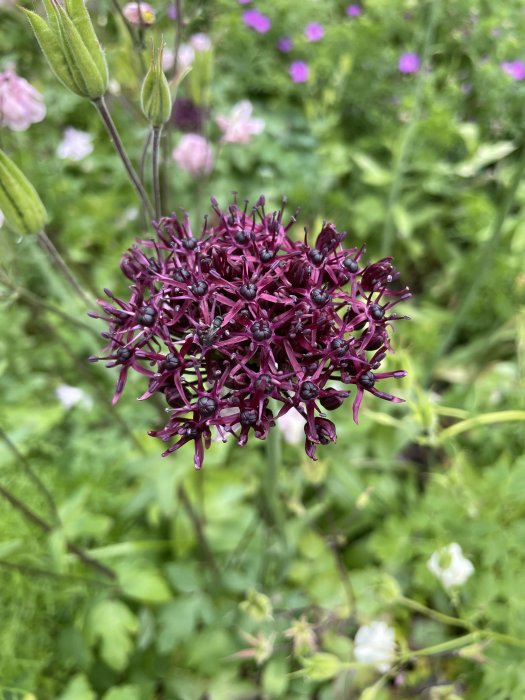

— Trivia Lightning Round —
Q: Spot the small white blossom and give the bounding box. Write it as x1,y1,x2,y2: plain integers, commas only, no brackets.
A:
190,33,212,52
354,621,396,672
276,408,305,445
216,100,265,144
162,48,175,72
0,209,4,228
57,127,93,161
55,384,93,410
427,543,474,589
177,44,195,70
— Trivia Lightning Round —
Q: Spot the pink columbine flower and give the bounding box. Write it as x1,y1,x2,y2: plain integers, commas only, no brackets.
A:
305,22,324,42
57,127,94,161
501,60,525,81
277,36,293,53
290,61,309,83
122,2,156,25
243,9,271,33
398,52,420,74
172,134,213,176
216,100,265,145
0,69,46,131
346,4,362,17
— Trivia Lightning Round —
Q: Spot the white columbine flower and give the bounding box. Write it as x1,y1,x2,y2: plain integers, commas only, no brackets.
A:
55,384,93,410
353,621,396,672
276,408,306,445
57,127,94,161
216,100,265,145
427,543,474,589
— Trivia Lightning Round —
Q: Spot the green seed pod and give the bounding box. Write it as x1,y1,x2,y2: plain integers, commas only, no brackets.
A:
23,0,108,100
141,46,172,127
0,150,48,236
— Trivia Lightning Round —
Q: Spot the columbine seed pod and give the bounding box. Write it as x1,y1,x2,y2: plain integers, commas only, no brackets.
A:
23,0,108,100
141,45,172,127
0,150,47,235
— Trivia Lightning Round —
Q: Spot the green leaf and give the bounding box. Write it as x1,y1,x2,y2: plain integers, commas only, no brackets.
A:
119,567,172,603
299,652,346,681
86,599,138,671
58,674,96,700
102,686,141,700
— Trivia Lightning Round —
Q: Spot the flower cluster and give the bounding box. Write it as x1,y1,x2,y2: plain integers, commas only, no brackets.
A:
91,196,410,468
0,68,46,131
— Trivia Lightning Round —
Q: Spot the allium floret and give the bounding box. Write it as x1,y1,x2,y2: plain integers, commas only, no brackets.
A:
90,196,410,468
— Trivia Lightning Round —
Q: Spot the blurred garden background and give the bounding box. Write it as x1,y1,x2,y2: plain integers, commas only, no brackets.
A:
1,0,525,697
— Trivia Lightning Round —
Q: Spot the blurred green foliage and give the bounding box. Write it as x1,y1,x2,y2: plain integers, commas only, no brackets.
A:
1,0,525,698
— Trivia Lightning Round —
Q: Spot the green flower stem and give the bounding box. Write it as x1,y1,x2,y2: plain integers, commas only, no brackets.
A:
92,96,154,220
152,126,162,220
429,140,525,374
37,230,93,307
399,632,480,661
381,0,440,256
263,418,286,539
178,484,222,582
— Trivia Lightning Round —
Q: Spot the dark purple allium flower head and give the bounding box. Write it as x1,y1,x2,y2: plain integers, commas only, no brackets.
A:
91,196,410,468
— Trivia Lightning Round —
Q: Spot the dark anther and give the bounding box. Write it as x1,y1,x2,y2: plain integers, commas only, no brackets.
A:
138,306,156,326
343,257,358,273
190,280,208,297
173,267,190,282
147,257,160,272
311,288,330,307
365,333,384,351
369,304,385,321
240,409,258,426
359,371,375,388
196,396,217,416
181,424,200,438
300,381,319,401
254,373,273,393
331,338,349,356
308,249,325,265
200,256,213,273
116,347,132,362
227,215,236,226
235,229,249,244
251,321,272,341
260,248,275,262
212,315,224,328
164,352,180,370
240,283,257,300
320,393,345,411
182,239,197,250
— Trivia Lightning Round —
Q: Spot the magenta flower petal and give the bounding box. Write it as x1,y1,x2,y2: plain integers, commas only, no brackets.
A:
243,9,272,33
277,36,293,53
398,52,420,74
290,61,309,83
305,22,324,42
501,60,525,81
346,4,362,17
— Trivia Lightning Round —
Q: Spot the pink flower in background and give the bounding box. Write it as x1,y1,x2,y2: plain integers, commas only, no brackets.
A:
172,134,213,176
190,33,212,52
216,100,265,144
501,60,525,80
0,70,46,131
162,48,175,72
290,61,309,83
57,127,94,161
166,3,177,19
346,4,362,17
122,2,156,25
243,9,271,33
277,36,293,53
398,52,420,74
305,22,324,42
238,0,251,3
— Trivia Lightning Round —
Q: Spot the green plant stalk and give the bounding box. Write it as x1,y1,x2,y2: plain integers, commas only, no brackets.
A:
381,0,440,256
37,230,93,307
430,142,525,372
152,126,162,219
92,96,154,219
263,418,286,539
399,632,480,661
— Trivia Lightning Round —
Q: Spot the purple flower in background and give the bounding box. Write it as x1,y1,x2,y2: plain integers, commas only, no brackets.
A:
305,22,324,42
501,60,525,81
398,52,420,74
91,197,410,468
290,61,309,83
277,36,293,53
346,4,362,16
0,69,46,131
238,0,251,3
166,4,177,20
243,9,271,33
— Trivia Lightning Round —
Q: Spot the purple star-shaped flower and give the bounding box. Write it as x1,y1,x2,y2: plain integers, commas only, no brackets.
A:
398,52,420,74
305,22,324,42
243,9,271,33
501,60,525,81
290,61,309,83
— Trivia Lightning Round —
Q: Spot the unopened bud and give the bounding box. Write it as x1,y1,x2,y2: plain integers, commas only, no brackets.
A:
0,150,47,235
141,45,172,127
23,0,108,100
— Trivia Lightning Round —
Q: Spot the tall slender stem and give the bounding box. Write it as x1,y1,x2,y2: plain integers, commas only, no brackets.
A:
152,126,162,219
263,416,286,539
381,0,440,256
92,96,154,220
37,231,93,307
178,484,222,581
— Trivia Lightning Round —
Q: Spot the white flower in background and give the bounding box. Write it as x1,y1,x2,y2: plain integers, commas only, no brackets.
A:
190,33,212,52
216,100,265,144
353,621,396,672
57,127,93,161
276,408,305,445
162,48,175,72
427,543,474,589
55,384,93,410
0,209,4,228
177,43,195,70
172,133,213,176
